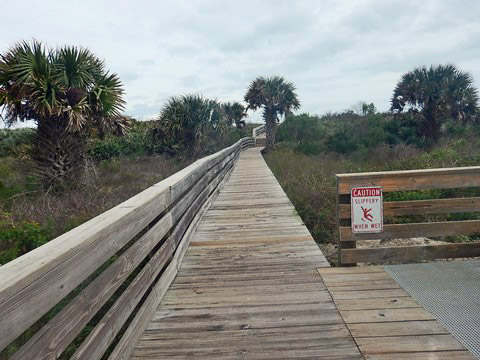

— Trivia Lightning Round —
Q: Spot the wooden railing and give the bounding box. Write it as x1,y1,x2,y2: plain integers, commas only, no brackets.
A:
0,137,254,359
252,124,265,145
336,167,480,266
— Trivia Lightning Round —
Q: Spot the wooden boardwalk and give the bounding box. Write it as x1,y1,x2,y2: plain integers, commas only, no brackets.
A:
130,147,363,359
317,267,475,359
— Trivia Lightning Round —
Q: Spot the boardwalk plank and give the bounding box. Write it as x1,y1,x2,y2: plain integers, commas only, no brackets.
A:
129,148,360,359
317,266,476,359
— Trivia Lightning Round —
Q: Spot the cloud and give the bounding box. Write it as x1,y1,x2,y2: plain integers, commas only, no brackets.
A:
1,0,479,118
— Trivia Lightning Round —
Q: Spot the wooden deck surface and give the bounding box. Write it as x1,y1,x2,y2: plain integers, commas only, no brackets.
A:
130,147,363,359
317,266,476,360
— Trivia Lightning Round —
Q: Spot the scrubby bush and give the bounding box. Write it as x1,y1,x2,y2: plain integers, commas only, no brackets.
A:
0,128,35,157
276,113,323,143
0,213,48,265
277,112,387,155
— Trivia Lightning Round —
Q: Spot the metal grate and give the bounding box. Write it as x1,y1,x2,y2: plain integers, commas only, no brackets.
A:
385,261,480,359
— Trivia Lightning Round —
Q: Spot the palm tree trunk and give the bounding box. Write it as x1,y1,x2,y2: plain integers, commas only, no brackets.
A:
33,118,86,189
265,114,276,150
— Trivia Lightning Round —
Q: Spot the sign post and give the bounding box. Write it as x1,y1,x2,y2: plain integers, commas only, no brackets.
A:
351,186,383,233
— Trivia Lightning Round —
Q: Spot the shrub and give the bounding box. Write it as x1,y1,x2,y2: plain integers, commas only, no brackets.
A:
0,213,48,265
326,114,386,154
276,113,323,143
0,128,35,157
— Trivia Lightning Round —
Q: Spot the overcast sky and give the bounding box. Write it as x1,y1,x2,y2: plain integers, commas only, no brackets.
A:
2,0,480,123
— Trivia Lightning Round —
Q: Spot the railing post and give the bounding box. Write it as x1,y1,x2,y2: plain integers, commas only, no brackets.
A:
336,176,356,267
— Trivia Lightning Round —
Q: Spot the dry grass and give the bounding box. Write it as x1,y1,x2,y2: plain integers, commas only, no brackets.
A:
264,139,480,265
5,155,192,240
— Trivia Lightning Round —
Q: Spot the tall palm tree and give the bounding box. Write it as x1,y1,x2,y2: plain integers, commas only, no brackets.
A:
391,64,478,142
222,101,246,129
0,40,126,187
244,76,300,150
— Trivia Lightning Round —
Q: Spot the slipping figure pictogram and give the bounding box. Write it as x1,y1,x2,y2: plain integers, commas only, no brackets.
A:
361,206,373,222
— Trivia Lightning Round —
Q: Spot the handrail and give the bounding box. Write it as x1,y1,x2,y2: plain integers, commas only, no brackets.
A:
0,137,254,359
252,124,265,138
336,166,480,266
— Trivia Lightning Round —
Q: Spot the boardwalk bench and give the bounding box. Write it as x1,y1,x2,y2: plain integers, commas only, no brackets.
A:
0,137,253,359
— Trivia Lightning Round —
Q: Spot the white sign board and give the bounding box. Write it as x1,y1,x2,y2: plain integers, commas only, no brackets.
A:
351,186,383,233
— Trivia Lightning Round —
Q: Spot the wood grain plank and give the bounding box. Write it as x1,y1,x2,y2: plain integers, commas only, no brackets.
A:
127,147,360,359
336,166,480,194
341,243,480,264
340,220,480,242
340,197,480,219
340,308,435,323
356,334,467,354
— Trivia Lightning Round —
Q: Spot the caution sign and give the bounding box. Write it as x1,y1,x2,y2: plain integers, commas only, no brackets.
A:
351,187,383,233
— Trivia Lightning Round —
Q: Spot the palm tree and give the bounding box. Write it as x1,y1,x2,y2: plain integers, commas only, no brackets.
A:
222,102,246,129
156,94,225,156
244,76,300,150
0,40,126,187
391,64,478,142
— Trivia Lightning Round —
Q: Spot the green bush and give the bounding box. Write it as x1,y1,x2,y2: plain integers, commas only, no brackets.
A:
88,121,153,161
294,142,323,156
276,113,323,143
0,213,48,265
0,128,35,157
326,114,386,154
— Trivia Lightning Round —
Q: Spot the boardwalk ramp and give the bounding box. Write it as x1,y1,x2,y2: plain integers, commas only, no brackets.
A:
129,147,362,359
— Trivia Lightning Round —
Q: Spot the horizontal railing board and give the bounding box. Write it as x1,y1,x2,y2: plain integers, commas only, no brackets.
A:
340,220,480,242
341,243,480,264
10,213,173,360
336,166,480,194
71,231,175,360
11,150,239,360
339,197,480,219
0,184,172,352
0,137,252,354
107,154,233,360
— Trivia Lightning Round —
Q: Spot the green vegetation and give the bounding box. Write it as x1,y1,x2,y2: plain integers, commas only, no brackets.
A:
222,101,247,129
244,76,300,150
0,40,127,188
391,64,478,145
266,109,480,264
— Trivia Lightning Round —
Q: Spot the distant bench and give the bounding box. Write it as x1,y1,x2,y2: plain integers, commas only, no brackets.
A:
336,167,480,266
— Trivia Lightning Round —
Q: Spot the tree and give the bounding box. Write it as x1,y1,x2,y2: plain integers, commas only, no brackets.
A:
362,102,376,116
155,94,226,156
0,40,126,188
391,64,478,142
222,101,246,129
244,76,300,150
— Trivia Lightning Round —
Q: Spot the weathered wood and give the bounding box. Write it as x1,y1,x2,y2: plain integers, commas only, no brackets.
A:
72,236,176,359
11,214,173,360
337,176,356,266
336,166,480,194
340,220,480,242
0,182,171,352
363,350,475,359
341,242,480,264
334,297,421,310
356,334,467,354
348,320,448,337
107,153,236,360
0,137,253,355
339,197,480,219
72,146,242,359
318,267,475,359
341,308,435,323
128,148,359,359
